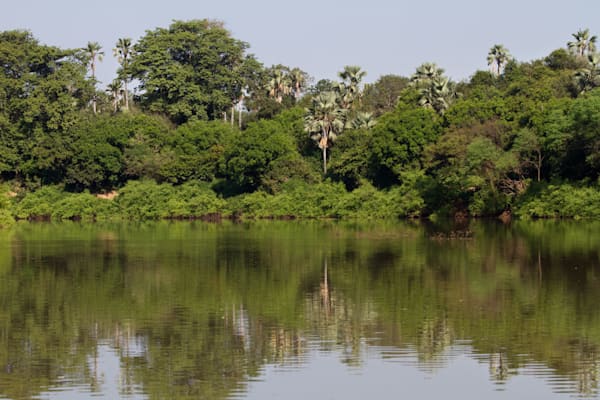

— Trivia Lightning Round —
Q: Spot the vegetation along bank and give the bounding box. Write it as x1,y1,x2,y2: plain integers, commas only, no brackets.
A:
1,22,600,224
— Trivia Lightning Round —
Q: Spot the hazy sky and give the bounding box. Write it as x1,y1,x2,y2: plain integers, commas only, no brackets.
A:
2,0,599,87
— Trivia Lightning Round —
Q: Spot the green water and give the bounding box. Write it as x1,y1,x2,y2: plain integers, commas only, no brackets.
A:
0,220,599,399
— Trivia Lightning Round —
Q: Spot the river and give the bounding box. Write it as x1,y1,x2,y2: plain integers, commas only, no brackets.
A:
0,220,599,399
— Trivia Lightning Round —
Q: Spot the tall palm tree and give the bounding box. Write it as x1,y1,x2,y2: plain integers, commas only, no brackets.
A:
568,29,597,57
85,42,104,114
418,76,454,114
304,91,347,174
337,65,366,109
410,63,457,114
106,79,122,112
289,67,308,100
266,65,292,103
410,63,444,86
487,44,511,76
113,38,133,111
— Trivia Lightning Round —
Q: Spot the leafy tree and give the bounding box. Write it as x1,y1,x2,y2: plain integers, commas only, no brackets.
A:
369,101,441,187
564,89,600,179
487,44,511,76
361,75,409,116
327,128,372,189
567,28,597,58
463,137,519,215
220,119,299,192
512,128,543,181
114,37,133,111
0,30,93,182
130,19,253,124
304,91,347,174
528,98,572,179
158,120,236,183
544,48,583,71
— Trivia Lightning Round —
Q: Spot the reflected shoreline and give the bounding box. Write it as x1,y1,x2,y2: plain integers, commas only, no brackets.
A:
1,220,600,399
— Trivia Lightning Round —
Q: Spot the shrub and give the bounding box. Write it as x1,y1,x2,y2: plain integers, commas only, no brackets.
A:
13,186,65,220
514,183,600,219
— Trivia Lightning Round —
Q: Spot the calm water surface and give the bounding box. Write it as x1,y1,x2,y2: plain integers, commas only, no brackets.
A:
0,220,600,399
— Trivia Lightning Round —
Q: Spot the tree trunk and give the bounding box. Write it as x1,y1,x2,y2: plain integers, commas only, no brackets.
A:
238,106,242,129
91,63,97,114
322,145,327,174
124,80,129,111
231,105,234,126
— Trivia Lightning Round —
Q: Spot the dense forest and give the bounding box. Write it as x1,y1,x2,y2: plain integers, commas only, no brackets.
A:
1,20,600,223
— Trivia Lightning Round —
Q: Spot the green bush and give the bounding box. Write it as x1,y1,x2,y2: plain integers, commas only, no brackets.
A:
0,184,15,227
116,180,226,220
53,192,117,221
224,179,426,220
515,183,600,219
13,186,65,220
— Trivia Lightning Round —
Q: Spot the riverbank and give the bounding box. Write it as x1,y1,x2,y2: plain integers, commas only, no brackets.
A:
3,179,600,227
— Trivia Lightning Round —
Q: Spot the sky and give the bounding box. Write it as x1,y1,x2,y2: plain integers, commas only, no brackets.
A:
2,0,599,88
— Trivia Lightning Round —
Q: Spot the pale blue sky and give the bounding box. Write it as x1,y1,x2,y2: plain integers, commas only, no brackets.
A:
2,0,599,87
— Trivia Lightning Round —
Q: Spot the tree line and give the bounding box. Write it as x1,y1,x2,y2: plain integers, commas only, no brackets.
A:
1,21,600,221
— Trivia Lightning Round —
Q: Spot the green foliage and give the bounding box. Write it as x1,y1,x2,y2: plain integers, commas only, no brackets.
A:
336,179,424,219
63,113,173,191
115,180,226,220
361,75,409,116
220,119,298,192
130,20,257,124
4,25,600,220
12,185,65,219
158,120,235,183
0,30,93,182
328,128,372,190
52,192,116,221
369,102,441,187
226,179,424,219
0,185,14,227
515,183,600,219
564,89,600,179
12,186,114,221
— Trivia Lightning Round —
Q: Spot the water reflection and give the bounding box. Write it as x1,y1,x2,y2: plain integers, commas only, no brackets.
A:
0,220,599,399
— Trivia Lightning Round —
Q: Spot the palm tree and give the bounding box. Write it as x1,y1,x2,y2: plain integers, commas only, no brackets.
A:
289,67,308,100
304,91,347,174
337,65,366,109
349,112,377,130
266,65,292,103
113,38,133,111
487,44,511,76
84,42,104,114
568,29,597,57
410,63,457,114
574,53,600,94
418,77,454,114
106,79,122,112
410,63,444,86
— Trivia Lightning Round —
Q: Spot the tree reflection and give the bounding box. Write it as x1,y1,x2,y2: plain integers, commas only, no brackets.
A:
0,221,600,398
